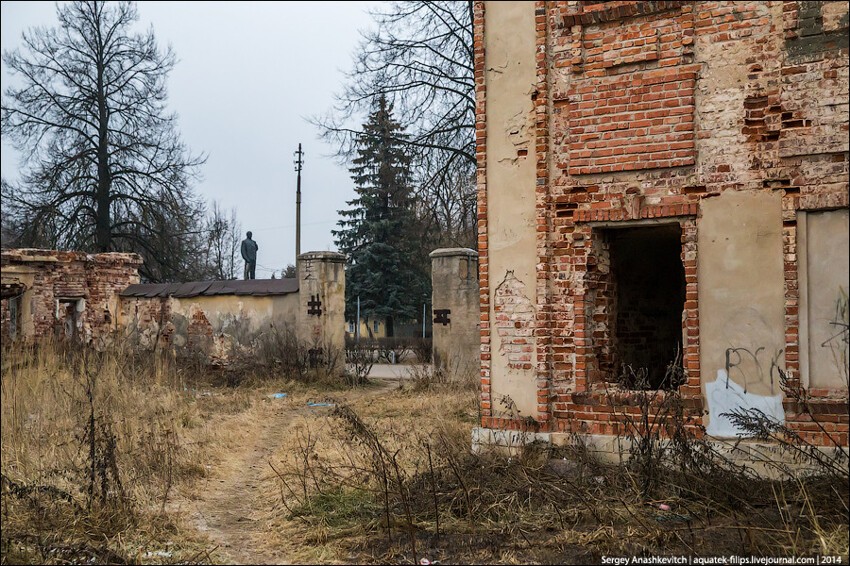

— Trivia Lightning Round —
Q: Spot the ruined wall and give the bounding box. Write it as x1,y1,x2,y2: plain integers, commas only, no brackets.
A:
476,1,849,447
480,0,540,420
0,249,142,345
119,293,299,360
431,248,480,378
116,252,345,366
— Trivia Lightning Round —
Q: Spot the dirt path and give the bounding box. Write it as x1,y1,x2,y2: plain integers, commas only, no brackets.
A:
185,397,291,564
180,381,397,565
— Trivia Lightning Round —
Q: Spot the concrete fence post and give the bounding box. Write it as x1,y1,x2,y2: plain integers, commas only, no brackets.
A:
297,251,346,369
430,248,480,378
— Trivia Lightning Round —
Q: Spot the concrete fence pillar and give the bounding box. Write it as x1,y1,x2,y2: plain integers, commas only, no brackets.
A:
297,251,346,366
430,248,480,377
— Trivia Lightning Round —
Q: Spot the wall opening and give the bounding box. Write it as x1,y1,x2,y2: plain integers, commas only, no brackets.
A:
8,296,21,340
608,224,686,389
55,298,84,342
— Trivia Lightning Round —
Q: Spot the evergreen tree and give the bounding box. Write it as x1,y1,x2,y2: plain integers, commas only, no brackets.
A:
333,95,430,337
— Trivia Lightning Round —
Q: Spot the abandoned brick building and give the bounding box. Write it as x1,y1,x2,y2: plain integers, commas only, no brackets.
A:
1,249,346,359
475,1,849,449
0,249,142,345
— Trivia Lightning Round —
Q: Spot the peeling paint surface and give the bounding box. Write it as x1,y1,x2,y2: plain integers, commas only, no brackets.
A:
705,369,785,438
494,271,535,370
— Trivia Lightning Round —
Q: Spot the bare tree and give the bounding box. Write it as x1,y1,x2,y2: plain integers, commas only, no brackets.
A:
315,1,476,249
1,1,206,281
205,201,241,280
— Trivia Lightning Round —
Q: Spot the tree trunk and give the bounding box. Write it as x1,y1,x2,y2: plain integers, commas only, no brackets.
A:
95,10,111,252
96,143,111,252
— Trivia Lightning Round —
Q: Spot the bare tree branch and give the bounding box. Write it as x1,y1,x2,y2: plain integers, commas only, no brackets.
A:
313,0,476,249
1,1,207,281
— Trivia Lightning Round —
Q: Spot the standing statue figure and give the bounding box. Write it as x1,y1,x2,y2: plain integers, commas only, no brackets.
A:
241,231,259,280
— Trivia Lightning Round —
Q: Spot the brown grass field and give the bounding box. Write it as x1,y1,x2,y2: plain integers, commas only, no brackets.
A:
1,342,848,564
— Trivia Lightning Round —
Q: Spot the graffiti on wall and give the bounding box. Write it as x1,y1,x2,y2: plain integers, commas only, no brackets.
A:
705,346,785,438
822,288,849,383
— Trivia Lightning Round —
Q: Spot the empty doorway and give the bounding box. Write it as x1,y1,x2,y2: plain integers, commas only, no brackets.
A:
608,224,686,388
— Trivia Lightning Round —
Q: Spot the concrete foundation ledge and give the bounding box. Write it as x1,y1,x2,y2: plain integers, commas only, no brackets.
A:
471,427,849,478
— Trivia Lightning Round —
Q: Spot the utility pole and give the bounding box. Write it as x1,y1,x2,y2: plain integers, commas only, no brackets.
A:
294,143,304,261
356,295,361,342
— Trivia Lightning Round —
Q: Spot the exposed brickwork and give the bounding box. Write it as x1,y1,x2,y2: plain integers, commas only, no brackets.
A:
478,1,849,447
0,249,142,345
474,1,491,419
119,296,175,349
558,3,698,174
535,0,554,424
493,272,535,370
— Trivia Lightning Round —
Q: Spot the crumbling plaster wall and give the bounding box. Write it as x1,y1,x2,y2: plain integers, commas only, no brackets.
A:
476,0,849,447
119,294,299,358
118,253,345,365
0,249,142,344
481,1,540,419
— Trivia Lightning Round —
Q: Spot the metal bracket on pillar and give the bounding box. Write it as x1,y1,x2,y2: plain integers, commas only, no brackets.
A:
433,309,451,325
307,294,322,316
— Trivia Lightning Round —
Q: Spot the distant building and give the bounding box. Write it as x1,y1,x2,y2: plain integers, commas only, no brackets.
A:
346,318,388,340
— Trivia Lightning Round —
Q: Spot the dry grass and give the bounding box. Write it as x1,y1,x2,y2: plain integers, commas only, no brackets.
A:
261,379,849,565
0,340,254,564
3,340,847,565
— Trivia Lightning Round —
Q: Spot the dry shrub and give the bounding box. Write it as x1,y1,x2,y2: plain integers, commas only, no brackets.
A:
0,339,219,564
344,344,375,387
607,356,849,560
267,376,849,564
267,388,616,564
227,323,348,388
405,347,478,392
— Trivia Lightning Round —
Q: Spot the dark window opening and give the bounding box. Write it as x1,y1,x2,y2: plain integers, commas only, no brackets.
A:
609,225,686,389
8,297,20,340
55,298,82,342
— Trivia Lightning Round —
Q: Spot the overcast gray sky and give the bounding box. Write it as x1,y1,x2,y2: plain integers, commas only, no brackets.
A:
1,1,381,277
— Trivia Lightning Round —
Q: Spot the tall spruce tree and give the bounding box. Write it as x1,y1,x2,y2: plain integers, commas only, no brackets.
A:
333,95,430,337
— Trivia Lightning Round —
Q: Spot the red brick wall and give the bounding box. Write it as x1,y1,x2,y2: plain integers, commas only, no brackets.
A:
476,1,849,446
474,1,492,419
0,249,142,344
561,3,697,174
